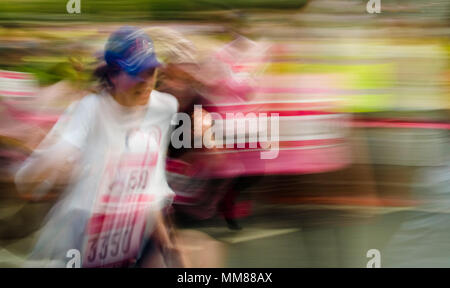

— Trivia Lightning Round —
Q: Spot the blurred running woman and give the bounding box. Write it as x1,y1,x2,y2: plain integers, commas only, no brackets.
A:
15,26,183,267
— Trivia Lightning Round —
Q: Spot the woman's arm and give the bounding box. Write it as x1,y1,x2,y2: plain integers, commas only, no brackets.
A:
14,97,94,199
140,211,190,268
14,139,81,199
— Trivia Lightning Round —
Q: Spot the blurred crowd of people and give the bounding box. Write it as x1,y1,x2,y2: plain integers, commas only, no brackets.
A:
0,0,448,267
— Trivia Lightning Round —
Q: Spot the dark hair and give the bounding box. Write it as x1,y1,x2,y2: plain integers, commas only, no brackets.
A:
93,63,121,92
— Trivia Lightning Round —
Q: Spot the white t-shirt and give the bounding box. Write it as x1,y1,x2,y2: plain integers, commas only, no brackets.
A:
25,89,178,267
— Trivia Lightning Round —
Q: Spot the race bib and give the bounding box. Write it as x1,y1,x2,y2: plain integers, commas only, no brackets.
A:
82,127,161,268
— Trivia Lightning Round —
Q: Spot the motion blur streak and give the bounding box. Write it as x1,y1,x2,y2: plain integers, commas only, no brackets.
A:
0,0,448,267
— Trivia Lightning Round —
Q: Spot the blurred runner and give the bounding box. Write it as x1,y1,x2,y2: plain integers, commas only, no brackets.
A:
14,26,184,267
163,34,267,230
